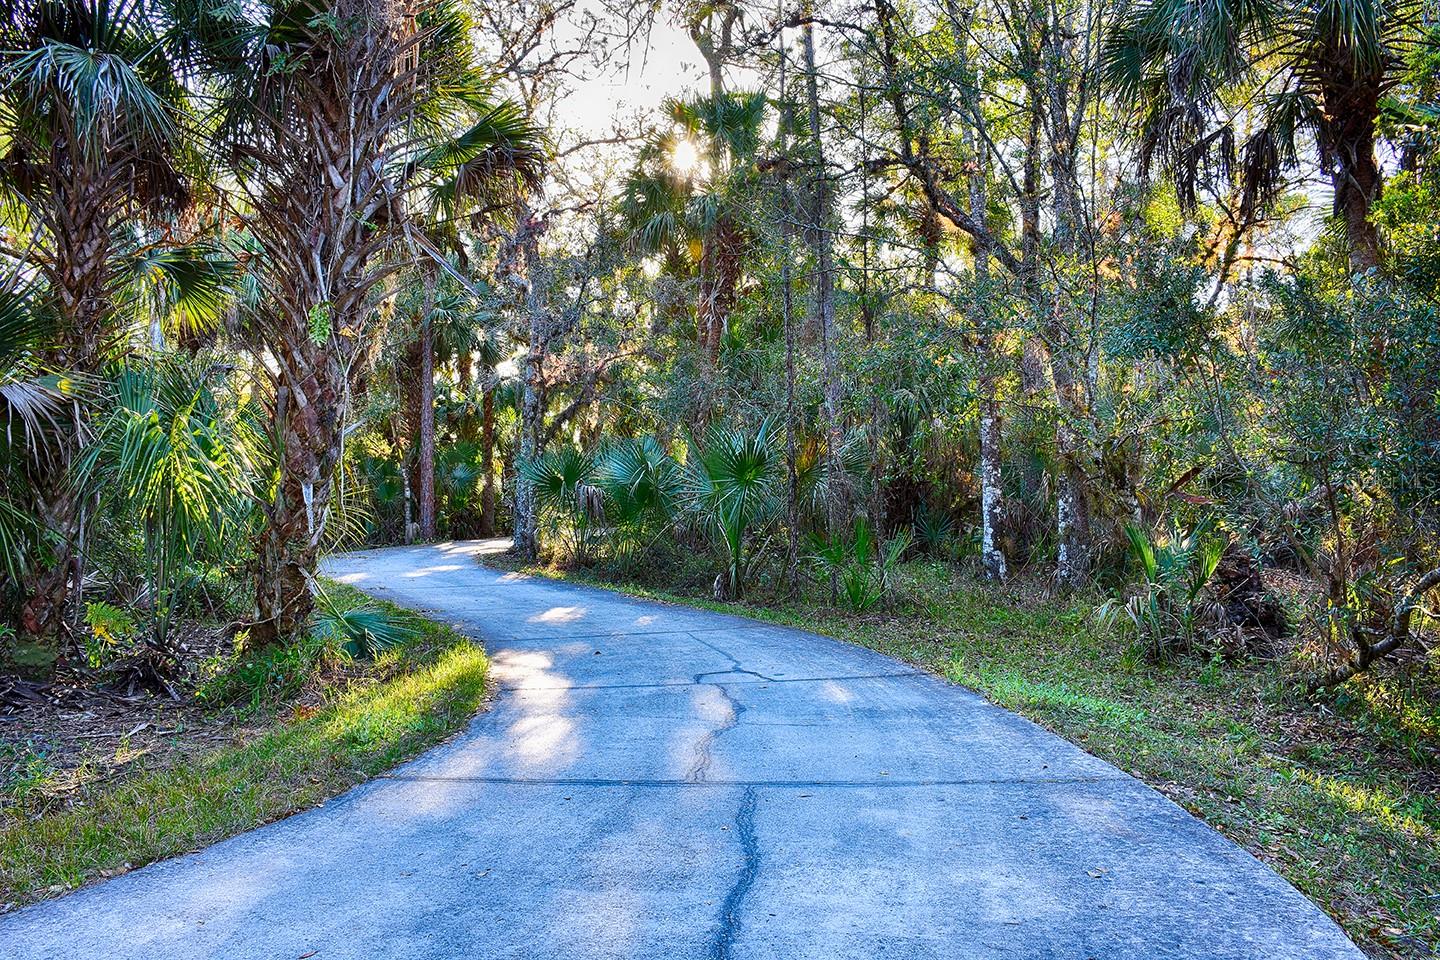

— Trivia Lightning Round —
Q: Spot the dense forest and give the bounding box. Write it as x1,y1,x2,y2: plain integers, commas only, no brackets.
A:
1,0,1439,943
7,0,1434,682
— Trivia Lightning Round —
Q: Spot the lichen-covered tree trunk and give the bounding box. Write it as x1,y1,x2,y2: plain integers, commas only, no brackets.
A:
513,349,541,561
1042,34,1094,589
417,315,437,541
952,14,1009,583
510,206,547,562
966,121,1008,582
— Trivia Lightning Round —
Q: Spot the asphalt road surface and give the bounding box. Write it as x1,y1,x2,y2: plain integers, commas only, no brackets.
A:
2,540,1364,959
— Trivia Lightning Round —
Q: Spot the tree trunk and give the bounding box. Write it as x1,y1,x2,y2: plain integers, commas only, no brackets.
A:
417,313,437,541
479,388,497,537
252,341,347,647
20,181,113,641
18,550,76,640
248,0,409,644
696,221,741,367
1052,410,1090,583
1013,105,1051,550
776,30,801,594
456,345,475,441
1319,72,1384,272
402,457,415,544
966,115,1008,582
1040,42,1092,588
803,22,846,550
19,412,87,639
400,337,422,544
452,344,482,538
511,206,547,562
514,357,540,561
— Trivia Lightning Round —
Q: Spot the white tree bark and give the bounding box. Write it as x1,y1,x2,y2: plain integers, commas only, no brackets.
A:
1041,22,1092,588
958,31,1007,582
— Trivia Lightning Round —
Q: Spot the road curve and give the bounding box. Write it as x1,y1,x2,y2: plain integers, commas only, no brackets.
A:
3,540,1362,959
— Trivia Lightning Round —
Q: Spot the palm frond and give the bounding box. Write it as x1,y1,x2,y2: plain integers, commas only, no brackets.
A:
420,99,547,218
311,588,414,659
118,243,239,343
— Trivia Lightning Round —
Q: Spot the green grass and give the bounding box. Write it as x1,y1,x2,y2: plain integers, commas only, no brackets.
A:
497,554,1440,960
0,583,488,908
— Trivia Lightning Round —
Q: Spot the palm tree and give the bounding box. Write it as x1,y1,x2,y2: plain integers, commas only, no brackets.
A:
594,436,684,565
619,92,768,368
188,0,543,643
686,418,783,599
0,277,66,596
75,357,257,650
1103,0,1425,270
519,446,601,563
0,0,197,636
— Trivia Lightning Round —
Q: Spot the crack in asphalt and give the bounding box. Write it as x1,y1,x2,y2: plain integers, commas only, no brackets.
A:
693,667,776,683
682,634,767,784
686,680,747,783
708,786,760,960
688,633,772,675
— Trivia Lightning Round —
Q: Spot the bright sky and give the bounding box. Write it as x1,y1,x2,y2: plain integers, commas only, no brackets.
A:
562,11,707,139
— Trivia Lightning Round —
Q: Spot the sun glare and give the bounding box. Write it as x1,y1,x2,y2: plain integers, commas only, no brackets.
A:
670,137,703,177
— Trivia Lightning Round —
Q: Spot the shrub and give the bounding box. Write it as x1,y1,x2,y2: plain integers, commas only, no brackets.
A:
1098,518,1224,659
809,517,914,611
685,419,783,599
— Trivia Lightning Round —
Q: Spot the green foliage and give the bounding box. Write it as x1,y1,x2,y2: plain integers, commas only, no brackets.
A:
196,630,330,711
1240,270,1440,668
593,437,683,566
520,446,602,562
1,0,192,189
122,244,239,343
686,419,783,598
1101,0,1411,241
1371,170,1440,295
76,357,258,647
0,275,65,585
809,517,914,611
82,601,138,669
198,588,411,709
914,504,958,559
1099,519,1225,658
310,588,415,660
437,442,483,510
307,302,330,345
618,89,768,285
420,99,548,216
5,591,487,906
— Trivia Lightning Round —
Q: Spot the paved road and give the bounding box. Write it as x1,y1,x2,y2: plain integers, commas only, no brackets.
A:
4,540,1363,959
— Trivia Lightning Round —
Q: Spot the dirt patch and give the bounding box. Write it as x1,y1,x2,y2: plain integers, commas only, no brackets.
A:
2,680,255,808
2,620,253,816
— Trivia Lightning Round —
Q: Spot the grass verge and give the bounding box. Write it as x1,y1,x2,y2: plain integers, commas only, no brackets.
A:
0,582,487,910
490,554,1438,960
